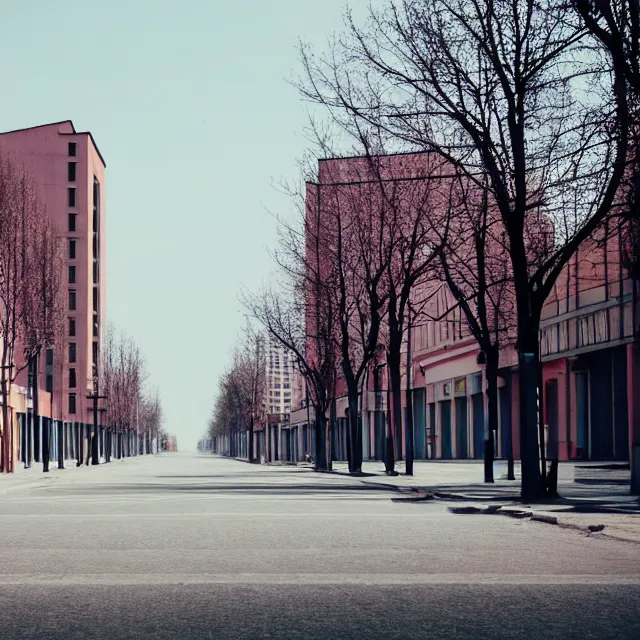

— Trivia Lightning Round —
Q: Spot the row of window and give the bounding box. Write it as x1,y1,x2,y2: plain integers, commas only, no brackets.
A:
67,236,98,260
68,287,99,311
67,240,100,284
65,144,82,415
67,236,100,259
67,209,99,237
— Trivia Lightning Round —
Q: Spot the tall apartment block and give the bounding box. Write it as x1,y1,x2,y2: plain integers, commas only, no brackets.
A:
265,337,294,417
0,120,106,427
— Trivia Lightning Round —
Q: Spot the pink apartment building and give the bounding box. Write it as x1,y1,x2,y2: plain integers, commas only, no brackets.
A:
282,152,640,469
0,120,106,467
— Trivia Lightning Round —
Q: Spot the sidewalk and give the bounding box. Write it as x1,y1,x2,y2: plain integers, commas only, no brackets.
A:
323,460,640,544
0,454,147,496
0,461,82,496
324,460,633,500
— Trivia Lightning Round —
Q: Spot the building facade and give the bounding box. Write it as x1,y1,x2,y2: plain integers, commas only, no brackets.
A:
291,152,640,468
255,335,296,462
0,120,106,468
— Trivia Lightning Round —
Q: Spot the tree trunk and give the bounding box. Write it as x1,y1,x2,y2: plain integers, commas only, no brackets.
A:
248,416,254,463
91,400,99,466
76,423,83,467
57,421,64,469
484,347,499,484
85,426,92,466
372,366,382,462
538,360,547,485
405,315,414,476
314,405,326,470
328,397,336,472
32,353,49,473
511,247,543,499
384,368,395,475
388,350,403,476
1,367,10,472
23,396,32,469
26,409,32,469
631,331,640,494
517,344,542,500
347,383,361,472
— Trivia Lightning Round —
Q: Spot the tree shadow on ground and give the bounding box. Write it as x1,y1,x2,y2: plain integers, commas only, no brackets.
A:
42,482,400,499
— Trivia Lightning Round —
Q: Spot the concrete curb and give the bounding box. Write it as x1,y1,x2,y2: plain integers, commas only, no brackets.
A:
531,514,558,525
433,490,521,502
444,503,628,541
391,490,434,503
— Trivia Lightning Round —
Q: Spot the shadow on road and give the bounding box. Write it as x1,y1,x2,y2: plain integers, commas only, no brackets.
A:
41,482,400,498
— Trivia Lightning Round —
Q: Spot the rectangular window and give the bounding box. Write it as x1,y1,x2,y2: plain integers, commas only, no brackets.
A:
68,162,76,182
68,187,76,207
69,368,76,388
68,289,76,311
92,234,98,259
68,393,76,414
69,317,76,337
93,287,98,313
69,342,76,363
93,261,98,284
93,177,100,233
92,341,98,365
93,319,98,337
45,348,55,394
68,239,76,259
68,142,77,157
68,265,76,284
68,213,76,232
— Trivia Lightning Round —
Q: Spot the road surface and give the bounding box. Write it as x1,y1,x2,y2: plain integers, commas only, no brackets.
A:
1,452,639,639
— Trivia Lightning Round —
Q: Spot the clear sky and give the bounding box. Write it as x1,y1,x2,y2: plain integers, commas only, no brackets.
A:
0,0,369,450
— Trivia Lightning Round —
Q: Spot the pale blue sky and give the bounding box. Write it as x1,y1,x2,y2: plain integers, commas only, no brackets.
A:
0,0,369,450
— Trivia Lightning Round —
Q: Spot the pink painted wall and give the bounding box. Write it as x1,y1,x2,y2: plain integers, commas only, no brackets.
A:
0,121,106,425
305,150,637,463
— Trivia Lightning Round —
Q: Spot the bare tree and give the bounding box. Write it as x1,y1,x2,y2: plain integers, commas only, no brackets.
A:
21,216,65,473
299,0,629,499
574,0,640,95
308,151,392,473
0,157,57,473
101,324,147,462
209,368,241,456
368,151,451,476
245,282,337,470
140,388,163,455
244,162,341,470
239,322,267,463
438,174,516,482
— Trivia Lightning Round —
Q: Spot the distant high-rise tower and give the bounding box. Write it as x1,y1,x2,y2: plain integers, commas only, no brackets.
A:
264,336,293,417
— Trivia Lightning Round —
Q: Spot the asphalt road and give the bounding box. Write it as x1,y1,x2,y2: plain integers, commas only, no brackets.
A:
1,453,639,639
